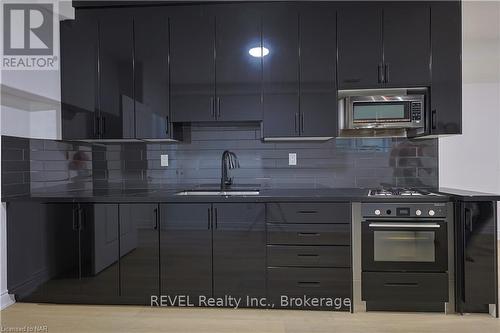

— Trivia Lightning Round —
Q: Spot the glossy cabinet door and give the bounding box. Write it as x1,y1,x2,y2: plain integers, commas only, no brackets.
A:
98,9,134,139
170,7,215,123
215,5,262,122
337,4,383,89
457,201,497,314
79,204,120,303
262,4,300,138
383,3,430,87
429,1,462,135
160,204,212,305
212,203,266,302
60,11,99,140
119,204,159,304
299,4,337,137
134,9,170,139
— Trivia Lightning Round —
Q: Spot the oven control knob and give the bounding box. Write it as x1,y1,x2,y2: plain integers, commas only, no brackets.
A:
416,209,422,216
374,209,381,216
428,209,435,216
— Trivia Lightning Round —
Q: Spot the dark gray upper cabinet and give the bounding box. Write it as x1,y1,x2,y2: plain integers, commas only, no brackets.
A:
262,4,300,138
338,2,430,89
298,4,337,137
98,9,134,139
60,10,99,140
337,4,383,89
134,9,171,139
170,7,215,123
215,5,263,122
263,4,337,138
212,203,266,300
429,1,462,135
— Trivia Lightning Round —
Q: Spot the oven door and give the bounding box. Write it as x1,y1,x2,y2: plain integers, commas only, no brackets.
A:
362,220,448,272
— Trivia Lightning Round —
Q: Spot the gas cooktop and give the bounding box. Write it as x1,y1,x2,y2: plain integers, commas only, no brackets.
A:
368,188,442,197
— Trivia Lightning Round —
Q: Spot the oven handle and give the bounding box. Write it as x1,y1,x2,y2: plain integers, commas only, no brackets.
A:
368,223,441,229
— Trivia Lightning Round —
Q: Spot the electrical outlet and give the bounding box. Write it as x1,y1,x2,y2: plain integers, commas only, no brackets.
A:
160,154,169,167
288,153,297,166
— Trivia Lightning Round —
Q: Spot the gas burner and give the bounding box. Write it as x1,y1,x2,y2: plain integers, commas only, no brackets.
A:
368,188,441,197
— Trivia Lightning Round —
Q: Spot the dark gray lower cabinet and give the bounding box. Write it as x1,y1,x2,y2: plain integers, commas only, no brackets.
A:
7,203,120,304
119,204,159,304
160,204,212,306
212,203,266,301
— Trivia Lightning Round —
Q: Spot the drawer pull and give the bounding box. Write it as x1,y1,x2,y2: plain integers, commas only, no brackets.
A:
297,254,319,257
297,232,320,237
297,210,318,214
297,281,321,287
384,282,419,287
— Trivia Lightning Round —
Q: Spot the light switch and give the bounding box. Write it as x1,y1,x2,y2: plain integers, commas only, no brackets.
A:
160,154,169,167
288,153,297,166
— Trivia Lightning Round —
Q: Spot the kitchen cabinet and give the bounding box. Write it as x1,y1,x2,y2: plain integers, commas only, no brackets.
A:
7,203,120,304
60,10,99,140
170,5,262,123
456,201,498,315
338,3,430,89
429,1,462,135
98,9,134,139
212,203,266,300
119,204,159,305
133,9,171,139
263,4,337,139
160,204,212,305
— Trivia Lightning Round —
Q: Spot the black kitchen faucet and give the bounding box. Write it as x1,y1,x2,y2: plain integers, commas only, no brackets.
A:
221,150,239,190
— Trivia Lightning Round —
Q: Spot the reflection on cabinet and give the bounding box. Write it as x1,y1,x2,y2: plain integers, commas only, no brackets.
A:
160,203,212,305
338,3,430,89
456,201,498,314
119,204,159,304
263,4,337,139
60,11,99,140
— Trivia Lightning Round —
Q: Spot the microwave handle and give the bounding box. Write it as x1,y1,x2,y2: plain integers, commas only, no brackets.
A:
368,223,441,229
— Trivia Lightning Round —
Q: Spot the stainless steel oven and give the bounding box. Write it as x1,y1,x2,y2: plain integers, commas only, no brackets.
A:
361,203,448,272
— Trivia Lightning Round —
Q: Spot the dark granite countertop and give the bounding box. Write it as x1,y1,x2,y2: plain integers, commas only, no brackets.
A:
2,186,499,203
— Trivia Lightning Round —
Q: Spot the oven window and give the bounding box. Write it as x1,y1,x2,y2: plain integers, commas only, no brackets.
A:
374,231,435,262
353,104,406,121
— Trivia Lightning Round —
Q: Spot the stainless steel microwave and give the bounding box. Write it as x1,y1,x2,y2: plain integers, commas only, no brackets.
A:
344,94,425,130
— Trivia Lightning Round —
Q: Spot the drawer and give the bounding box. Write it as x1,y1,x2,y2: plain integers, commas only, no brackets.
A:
362,272,448,302
267,267,351,310
267,223,350,245
267,245,350,268
267,203,350,224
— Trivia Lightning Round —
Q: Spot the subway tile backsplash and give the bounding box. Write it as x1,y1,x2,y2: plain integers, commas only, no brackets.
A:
1,126,438,197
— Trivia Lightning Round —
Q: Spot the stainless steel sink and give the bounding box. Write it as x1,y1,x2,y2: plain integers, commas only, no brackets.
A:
175,190,260,196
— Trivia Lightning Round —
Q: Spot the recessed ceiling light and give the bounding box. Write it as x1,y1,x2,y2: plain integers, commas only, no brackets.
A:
248,47,269,58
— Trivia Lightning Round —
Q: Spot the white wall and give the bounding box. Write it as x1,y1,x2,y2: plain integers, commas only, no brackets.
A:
439,1,500,237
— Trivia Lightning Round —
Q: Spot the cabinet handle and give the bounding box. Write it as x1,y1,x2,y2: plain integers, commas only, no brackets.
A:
153,208,158,230
101,116,106,135
94,116,99,138
215,207,218,229
165,116,169,135
208,208,211,230
300,114,304,134
77,207,83,231
72,206,78,231
297,254,319,257
297,232,320,237
465,208,473,232
378,63,384,83
294,113,299,134
298,210,317,214
384,63,389,83
431,109,437,130
217,97,221,119
297,281,320,287
210,97,215,118
384,282,419,287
